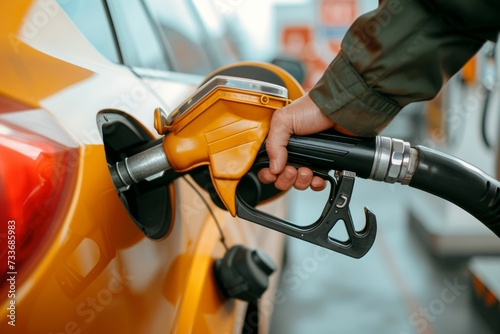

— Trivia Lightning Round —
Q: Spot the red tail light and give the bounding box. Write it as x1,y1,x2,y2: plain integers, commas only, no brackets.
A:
0,104,79,293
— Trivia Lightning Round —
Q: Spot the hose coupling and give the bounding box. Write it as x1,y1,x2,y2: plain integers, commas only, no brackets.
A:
370,136,417,184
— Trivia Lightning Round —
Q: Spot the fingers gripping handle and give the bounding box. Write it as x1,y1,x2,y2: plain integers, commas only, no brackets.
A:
236,171,377,258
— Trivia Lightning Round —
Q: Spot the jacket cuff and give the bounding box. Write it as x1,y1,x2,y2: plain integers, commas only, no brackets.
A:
309,52,401,137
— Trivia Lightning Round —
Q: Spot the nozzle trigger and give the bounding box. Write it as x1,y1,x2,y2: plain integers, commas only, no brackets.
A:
235,169,377,258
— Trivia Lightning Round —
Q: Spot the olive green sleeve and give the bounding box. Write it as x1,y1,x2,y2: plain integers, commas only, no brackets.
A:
309,0,500,136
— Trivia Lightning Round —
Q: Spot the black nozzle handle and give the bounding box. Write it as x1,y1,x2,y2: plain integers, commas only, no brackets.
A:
409,146,500,237
274,131,377,179
283,133,414,184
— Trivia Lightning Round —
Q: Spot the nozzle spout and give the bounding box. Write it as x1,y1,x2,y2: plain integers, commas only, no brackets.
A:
109,143,171,191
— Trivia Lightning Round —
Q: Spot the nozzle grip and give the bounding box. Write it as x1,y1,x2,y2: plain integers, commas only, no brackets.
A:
285,132,376,179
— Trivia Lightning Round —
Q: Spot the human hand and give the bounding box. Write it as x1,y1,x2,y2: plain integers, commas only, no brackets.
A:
257,94,335,191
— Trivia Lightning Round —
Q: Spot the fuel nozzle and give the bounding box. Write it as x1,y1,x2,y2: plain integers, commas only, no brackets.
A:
108,69,500,259
109,75,292,218
106,72,415,258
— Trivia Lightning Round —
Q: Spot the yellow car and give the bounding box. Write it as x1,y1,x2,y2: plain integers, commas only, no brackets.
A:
0,1,302,332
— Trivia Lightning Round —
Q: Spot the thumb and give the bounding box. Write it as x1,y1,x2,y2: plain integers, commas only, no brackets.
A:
266,94,336,175
266,107,293,175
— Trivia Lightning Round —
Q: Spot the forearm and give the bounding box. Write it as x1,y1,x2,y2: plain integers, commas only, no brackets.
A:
310,0,500,136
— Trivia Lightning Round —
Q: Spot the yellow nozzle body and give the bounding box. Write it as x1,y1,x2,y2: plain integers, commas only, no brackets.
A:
159,85,289,216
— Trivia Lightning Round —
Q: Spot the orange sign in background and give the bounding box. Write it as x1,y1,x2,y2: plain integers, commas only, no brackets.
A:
279,0,359,90
320,0,358,27
280,26,328,91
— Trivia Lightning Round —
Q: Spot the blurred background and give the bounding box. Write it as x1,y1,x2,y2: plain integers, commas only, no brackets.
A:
159,0,500,332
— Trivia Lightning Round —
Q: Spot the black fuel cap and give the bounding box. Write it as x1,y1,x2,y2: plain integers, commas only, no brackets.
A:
213,245,276,302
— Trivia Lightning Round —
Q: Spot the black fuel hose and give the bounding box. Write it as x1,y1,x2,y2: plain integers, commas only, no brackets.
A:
409,146,500,237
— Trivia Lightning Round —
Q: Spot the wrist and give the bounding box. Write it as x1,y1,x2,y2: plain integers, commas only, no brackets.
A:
302,93,359,137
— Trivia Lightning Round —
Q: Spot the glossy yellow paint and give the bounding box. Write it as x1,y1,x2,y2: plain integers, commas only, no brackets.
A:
0,1,92,107
172,214,235,333
0,1,33,35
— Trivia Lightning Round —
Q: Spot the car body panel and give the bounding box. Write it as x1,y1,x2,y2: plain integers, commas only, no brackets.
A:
1,1,92,107
0,1,287,333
